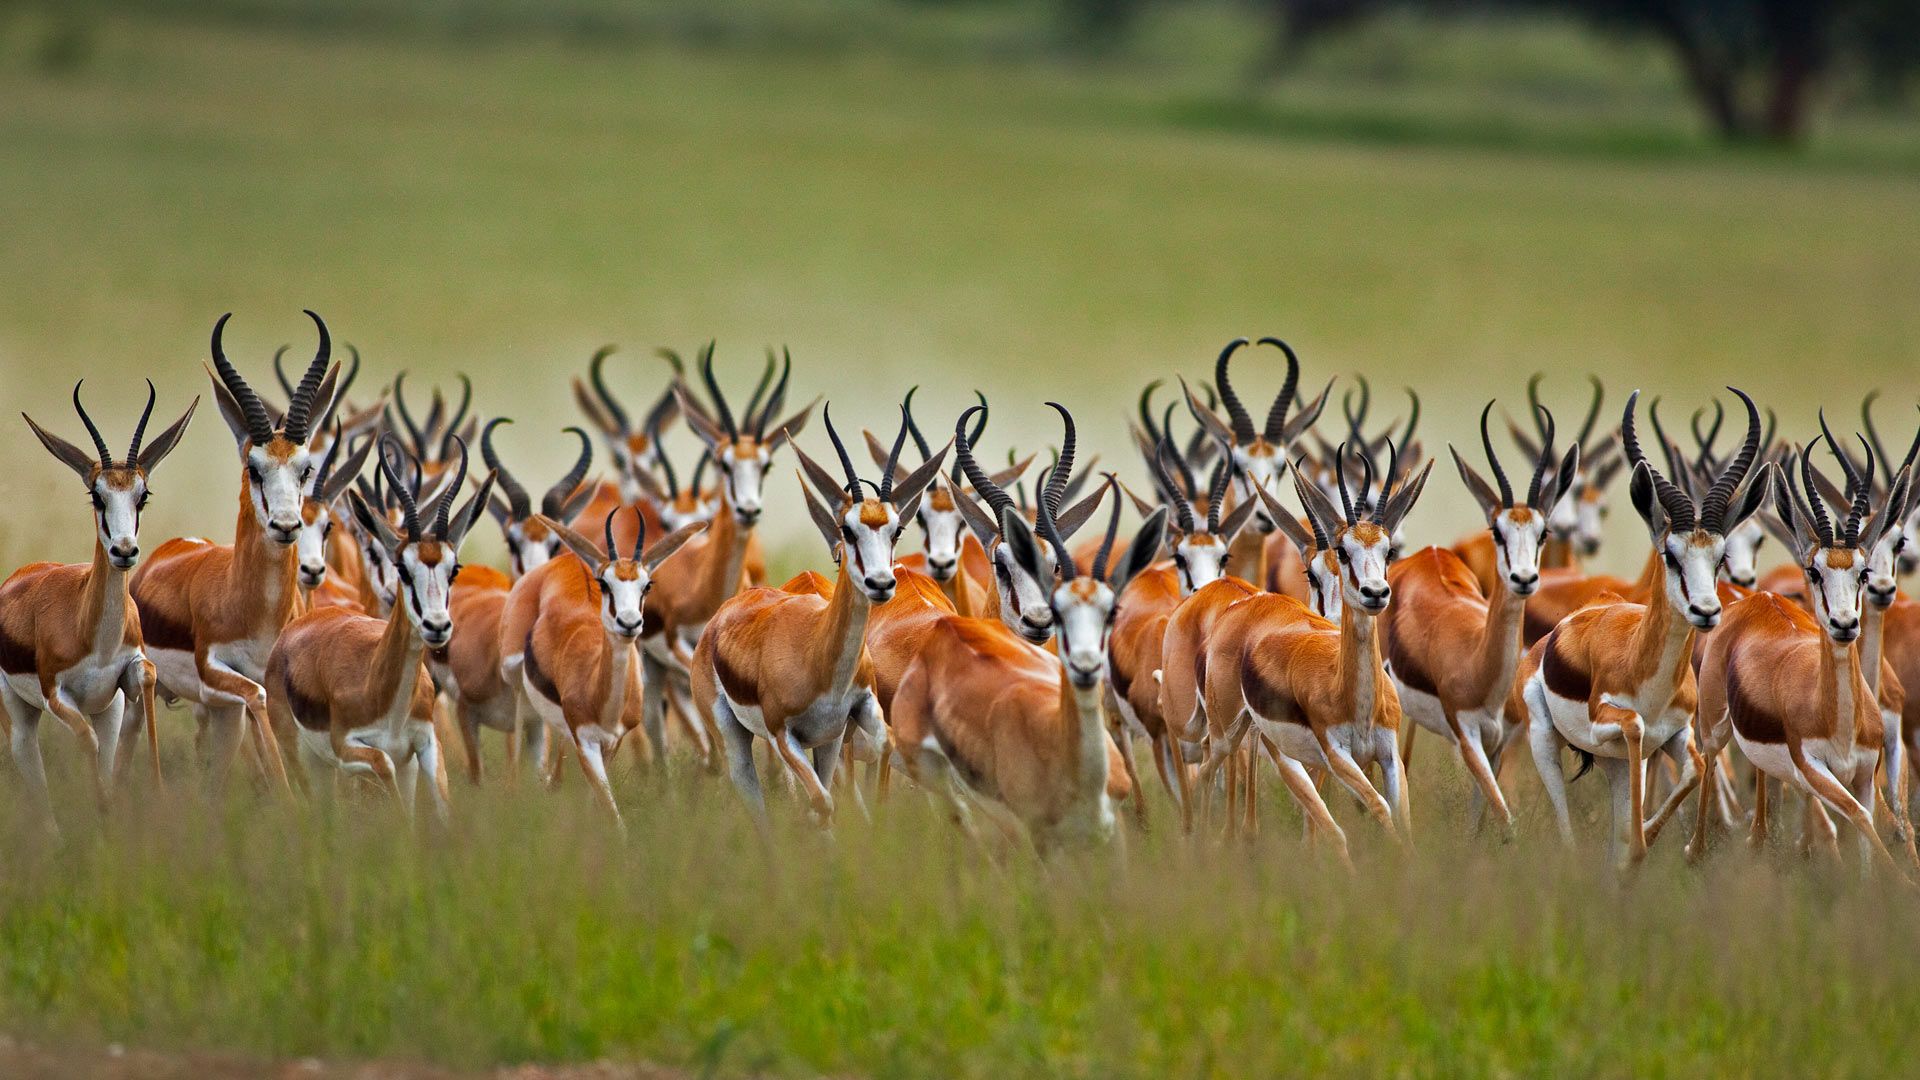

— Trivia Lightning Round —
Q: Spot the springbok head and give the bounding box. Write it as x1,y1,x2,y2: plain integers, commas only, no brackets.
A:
533,508,707,642
480,418,597,579
674,343,815,528
1451,399,1579,599
25,381,197,570
1031,475,1166,690
1183,337,1329,535
796,401,950,604
207,311,340,547
1649,394,1779,588
1621,388,1769,632
1788,413,1920,613
388,372,475,485
1509,374,1617,559
950,402,1107,644
1860,391,1920,577
293,427,377,591
1772,435,1883,645
347,435,496,650
863,387,992,584
1290,443,1432,617
1142,435,1257,596
572,345,683,503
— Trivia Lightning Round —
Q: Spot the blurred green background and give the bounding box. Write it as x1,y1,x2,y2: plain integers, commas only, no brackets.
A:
1,1,1917,571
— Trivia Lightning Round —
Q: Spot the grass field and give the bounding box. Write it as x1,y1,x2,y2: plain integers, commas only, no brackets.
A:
2,9,1920,1076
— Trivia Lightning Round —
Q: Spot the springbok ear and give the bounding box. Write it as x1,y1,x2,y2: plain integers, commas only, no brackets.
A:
674,385,729,450
1448,445,1503,520
1255,485,1318,559
1628,462,1667,535
1727,462,1774,535
949,483,1001,545
627,466,670,507
1377,460,1433,533
1863,465,1915,551
1545,443,1581,514
558,478,600,521
318,434,376,503
207,366,253,452
348,490,403,554
1053,482,1110,539
998,507,1049,582
801,476,843,553
443,471,496,550
1180,376,1235,448
792,442,846,504
642,521,708,572
987,453,1036,490
1768,465,1818,561
534,513,609,568
22,413,96,480
1279,379,1335,444
136,397,199,474
572,378,620,437
764,398,819,452
892,443,951,510
1111,508,1169,595
1217,490,1260,541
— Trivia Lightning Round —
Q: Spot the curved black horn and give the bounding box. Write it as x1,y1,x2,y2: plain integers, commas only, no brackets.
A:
1257,337,1300,444
1576,374,1605,453
880,403,910,502
603,507,619,563
377,434,422,539
1398,388,1421,448
1091,475,1123,582
1526,406,1556,508
742,349,778,434
1043,402,1076,516
657,438,681,500
431,437,468,539
1479,401,1513,506
1214,338,1255,444
1138,380,1164,446
1700,387,1762,533
629,505,646,562
1691,399,1725,470
210,313,274,445
1622,390,1695,531
1335,441,1357,524
824,403,859,495
1648,399,1694,489
1153,439,1196,533
545,428,594,518
1206,443,1231,534
954,403,1011,515
699,341,738,441
1372,437,1401,520
480,417,531,519
273,345,295,401
437,374,472,461
126,379,158,464
282,310,332,444
392,372,428,457
588,346,630,434
1801,438,1836,547
901,386,933,462
754,348,793,440
71,381,113,466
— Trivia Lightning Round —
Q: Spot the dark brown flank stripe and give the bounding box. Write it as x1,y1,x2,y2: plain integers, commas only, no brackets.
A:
1540,630,1592,704
136,598,197,653
1241,648,1306,727
1384,615,1437,696
0,623,37,676
524,635,560,704
713,643,760,709
1727,663,1787,744
286,670,330,732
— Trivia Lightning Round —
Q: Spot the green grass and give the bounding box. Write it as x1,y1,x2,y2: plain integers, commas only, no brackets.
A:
1,11,1920,1075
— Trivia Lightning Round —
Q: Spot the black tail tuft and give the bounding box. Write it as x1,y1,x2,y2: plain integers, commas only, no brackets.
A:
1569,746,1595,783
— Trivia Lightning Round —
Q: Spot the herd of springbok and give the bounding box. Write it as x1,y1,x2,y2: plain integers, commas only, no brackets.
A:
8,313,1920,875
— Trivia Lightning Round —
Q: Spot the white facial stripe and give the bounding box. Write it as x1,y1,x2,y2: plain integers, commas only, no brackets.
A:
250,445,312,537
1808,550,1866,639
1493,509,1546,589
918,505,965,579
1053,582,1114,684
842,506,899,596
996,542,1055,638
296,501,332,581
599,566,649,635
94,476,146,560
1175,534,1228,594
399,547,456,643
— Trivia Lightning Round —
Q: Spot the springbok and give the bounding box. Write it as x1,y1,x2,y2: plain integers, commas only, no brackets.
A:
1516,388,1767,869
1691,446,1906,873
425,418,597,783
1197,449,1431,861
266,437,494,819
864,388,1006,618
1181,337,1329,584
388,372,476,485
290,430,376,604
132,311,342,792
692,403,947,826
1383,403,1576,834
497,509,705,825
945,404,1105,644
888,477,1165,854
572,344,681,498
1,383,196,826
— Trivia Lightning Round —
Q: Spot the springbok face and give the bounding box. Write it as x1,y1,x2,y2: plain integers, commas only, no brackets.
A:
1622,388,1769,634
916,486,968,582
1337,522,1396,614
677,345,812,530
350,435,496,650
1052,577,1116,689
1805,546,1866,644
505,516,563,578
996,524,1059,643
208,311,339,547
1569,484,1609,556
1181,338,1327,537
544,508,708,642
1171,531,1230,594
295,500,335,589
659,489,717,534
798,401,951,606
1491,507,1549,596
1865,521,1906,609
25,381,195,571
1719,517,1766,588
1290,442,1433,620
1453,400,1580,599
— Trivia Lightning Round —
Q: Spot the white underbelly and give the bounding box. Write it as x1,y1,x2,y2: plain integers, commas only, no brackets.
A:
147,646,206,704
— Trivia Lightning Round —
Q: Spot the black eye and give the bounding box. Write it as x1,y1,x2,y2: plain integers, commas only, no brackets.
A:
248,465,263,483
397,565,413,585
1663,550,1681,570
90,492,105,510
136,492,150,510
301,466,314,483
450,562,463,582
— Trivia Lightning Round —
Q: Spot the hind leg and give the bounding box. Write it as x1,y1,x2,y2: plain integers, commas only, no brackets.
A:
4,688,56,833
715,697,765,821
1524,678,1576,847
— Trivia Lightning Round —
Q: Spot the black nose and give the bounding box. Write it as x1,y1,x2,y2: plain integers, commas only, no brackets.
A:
1509,571,1538,588
421,617,451,637
1360,585,1390,602
112,543,138,559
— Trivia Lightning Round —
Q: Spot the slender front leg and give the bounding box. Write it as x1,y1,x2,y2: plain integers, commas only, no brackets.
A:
570,728,624,833
1316,731,1398,843
43,688,107,809
1619,716,1647,867
1268,748,1351,870
114,658,163,791
198,660,293,797
1795,748,1902,878
1449,711,1511,833
456,701,484,786
774,726,835,827
4,690,55,832
1642,729,1702,846
1747,766,1769,849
